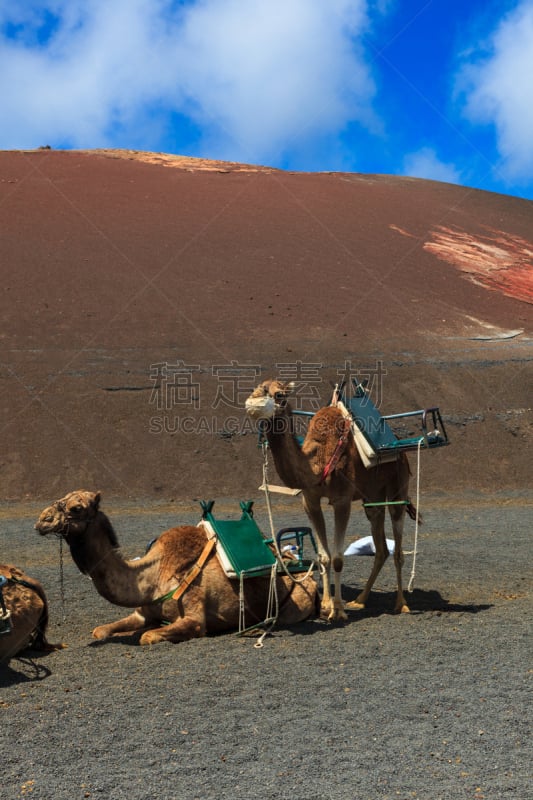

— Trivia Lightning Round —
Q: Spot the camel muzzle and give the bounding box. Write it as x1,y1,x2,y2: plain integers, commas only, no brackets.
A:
245,394,276,420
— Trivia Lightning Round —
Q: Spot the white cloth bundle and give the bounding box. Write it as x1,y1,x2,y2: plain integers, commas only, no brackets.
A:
344,536,395,556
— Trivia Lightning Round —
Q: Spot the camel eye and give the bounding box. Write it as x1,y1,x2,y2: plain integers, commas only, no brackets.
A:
70,504,83,516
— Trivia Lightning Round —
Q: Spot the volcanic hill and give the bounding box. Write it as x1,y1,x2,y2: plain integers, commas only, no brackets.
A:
0,148,531,504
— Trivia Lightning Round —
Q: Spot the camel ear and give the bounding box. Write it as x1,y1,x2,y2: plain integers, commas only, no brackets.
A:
93,491,101,510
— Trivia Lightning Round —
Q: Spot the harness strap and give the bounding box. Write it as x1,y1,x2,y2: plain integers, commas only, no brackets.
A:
0,575,9,618
320,417,352,483
171,536,216,602
8,575,38,591
153,535,216,605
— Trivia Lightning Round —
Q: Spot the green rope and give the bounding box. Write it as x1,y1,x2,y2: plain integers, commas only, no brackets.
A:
152,586,179,605
362,500,411,507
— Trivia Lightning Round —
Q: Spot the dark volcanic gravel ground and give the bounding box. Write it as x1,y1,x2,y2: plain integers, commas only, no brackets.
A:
0,496,531,800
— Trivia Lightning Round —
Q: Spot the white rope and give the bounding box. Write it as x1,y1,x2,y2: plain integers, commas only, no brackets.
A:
407,438,423,593
262,441,277,542
261,442,317,584
253,563,279,648
266,563,278,621
239,571,245,633
238,473,279,643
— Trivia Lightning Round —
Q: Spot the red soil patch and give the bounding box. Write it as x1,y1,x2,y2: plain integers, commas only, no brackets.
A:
423,225,533,304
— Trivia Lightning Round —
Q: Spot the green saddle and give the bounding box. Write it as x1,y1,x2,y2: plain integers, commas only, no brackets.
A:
199,501,315,579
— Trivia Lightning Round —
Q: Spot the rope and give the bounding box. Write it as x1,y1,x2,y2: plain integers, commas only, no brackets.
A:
407,438,423,593
363,500,411,507
261,442,316,584
238,562,279,647
254,563,279,648
236,442,317,648
239,572,245,633
262,441,277,541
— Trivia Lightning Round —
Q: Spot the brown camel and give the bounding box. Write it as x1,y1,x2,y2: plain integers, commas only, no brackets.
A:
0,564,60,662
245,379,417,621
35,490,318,645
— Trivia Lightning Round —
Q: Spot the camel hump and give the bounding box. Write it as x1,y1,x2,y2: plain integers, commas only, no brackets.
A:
307,405,345,442
156,525,211,581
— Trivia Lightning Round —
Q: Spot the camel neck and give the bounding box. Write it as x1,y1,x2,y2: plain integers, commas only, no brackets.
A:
265,410,317,489
68,514,158,607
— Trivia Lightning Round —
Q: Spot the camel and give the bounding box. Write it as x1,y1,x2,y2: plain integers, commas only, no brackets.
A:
0,564,61,662
35,490,318,645
245,379,418,621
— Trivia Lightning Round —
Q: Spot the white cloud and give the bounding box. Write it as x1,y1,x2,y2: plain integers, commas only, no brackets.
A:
174,0,376,161
0,0,378,163
402,147,461,185
458,0,533,182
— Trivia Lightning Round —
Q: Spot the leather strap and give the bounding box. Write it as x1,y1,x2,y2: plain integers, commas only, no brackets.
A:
170,535,217,602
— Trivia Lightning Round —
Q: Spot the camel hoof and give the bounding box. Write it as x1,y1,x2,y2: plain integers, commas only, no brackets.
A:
328,607,348,623
92,626,109,640
345,600,365,611
140,630,163,645
396,604,410,614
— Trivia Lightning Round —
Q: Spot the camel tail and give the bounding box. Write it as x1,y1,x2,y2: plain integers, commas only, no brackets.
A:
406,501,423,525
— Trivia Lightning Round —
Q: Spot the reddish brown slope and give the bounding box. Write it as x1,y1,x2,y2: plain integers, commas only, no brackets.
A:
0,149,531,502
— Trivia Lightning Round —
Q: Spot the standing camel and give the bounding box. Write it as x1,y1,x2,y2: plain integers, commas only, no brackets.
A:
245,379,417,621
35,490,318,645
0,564,60,662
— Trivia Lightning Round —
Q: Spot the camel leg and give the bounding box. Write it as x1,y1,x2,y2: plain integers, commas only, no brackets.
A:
140,590,208,645
93,611,207,645
346,504,389,611
139,615,206,645
302,492,332,619
329,498,351,622
92,610,151,640
389,501,410,614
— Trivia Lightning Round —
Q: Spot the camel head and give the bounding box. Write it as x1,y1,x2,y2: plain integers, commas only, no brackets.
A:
35,490,103,542
245,379,295,420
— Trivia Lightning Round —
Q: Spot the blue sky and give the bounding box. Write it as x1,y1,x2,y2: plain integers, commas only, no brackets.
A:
1,0,533,199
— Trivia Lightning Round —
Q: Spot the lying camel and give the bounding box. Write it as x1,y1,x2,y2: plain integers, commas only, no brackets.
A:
0,564,61,662
35,490,318,645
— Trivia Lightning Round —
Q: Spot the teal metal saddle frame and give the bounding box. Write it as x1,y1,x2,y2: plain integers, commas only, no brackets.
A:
340,378,449,455
288,379,449,458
